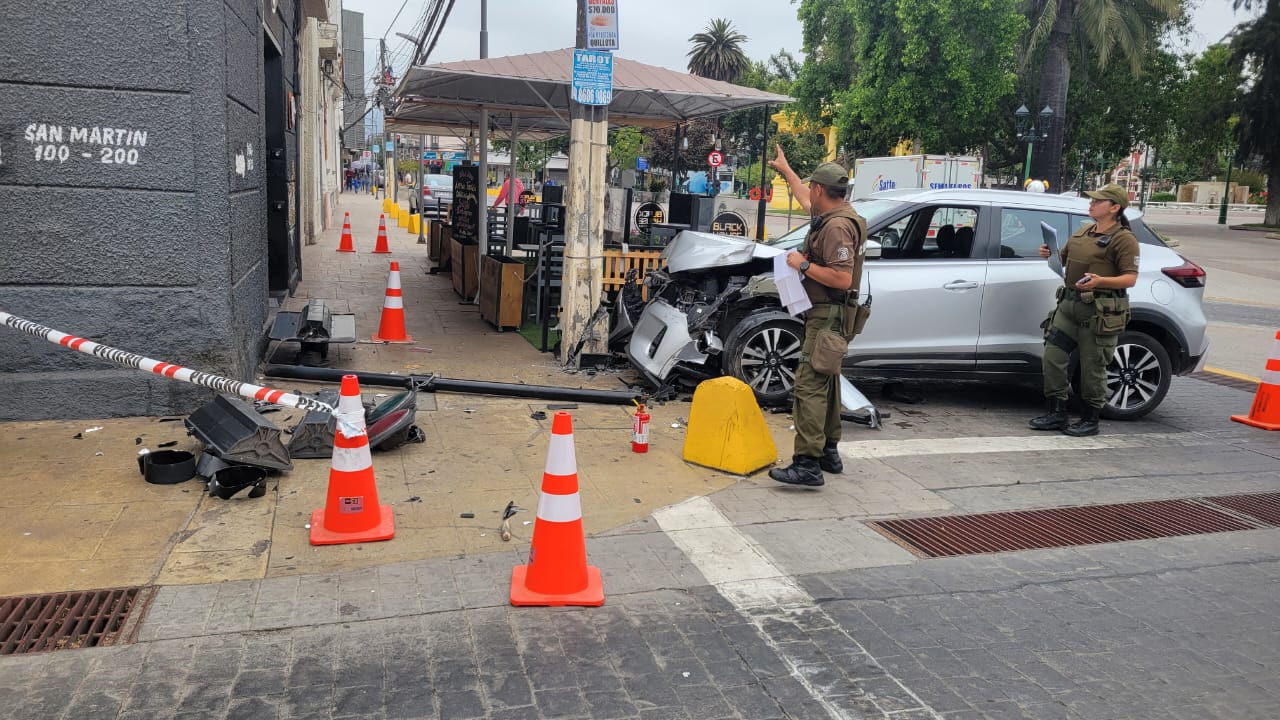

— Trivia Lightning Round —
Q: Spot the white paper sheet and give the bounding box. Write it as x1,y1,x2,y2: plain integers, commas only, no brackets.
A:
773,253,812,316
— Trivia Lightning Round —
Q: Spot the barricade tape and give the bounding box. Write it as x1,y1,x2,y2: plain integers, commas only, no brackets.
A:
0,309,361,435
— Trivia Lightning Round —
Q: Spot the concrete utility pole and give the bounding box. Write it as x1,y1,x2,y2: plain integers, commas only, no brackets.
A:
379,39,389,201
477,0,489,259
560,2,608,364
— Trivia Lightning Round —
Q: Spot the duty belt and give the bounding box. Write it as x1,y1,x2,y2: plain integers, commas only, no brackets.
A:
1061,286,1125,300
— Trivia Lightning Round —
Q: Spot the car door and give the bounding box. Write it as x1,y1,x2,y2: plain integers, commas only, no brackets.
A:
847,202,988,372
975,206,1088,372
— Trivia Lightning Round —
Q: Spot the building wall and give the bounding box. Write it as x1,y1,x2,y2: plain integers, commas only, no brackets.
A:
341,10,366,154
0,0,305,420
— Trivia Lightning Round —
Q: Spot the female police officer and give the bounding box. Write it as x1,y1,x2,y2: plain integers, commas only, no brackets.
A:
1029,183,1139,437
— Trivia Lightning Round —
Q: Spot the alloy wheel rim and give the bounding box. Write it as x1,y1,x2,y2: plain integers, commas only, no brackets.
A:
738,327,803,394
1105,343,1162,411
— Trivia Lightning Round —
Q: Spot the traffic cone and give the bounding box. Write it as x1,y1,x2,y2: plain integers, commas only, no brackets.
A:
510,412,604,606
1231,330,1280,431
372,214,391,254
337,212,355,252
310,375,395,545
372,261,413,343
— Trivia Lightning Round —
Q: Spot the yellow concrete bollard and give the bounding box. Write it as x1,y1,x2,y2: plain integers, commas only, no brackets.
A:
397,206,410,228
681,376,778,475
407,213,421,235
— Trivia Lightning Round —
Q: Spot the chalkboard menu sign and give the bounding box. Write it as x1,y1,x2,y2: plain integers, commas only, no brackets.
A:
451,165,480,244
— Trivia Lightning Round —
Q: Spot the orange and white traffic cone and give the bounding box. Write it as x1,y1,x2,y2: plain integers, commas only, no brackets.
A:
310,375,395,545
337,212,355,253
1231,330,1280,431
372,214,391,254
510,411,604,606
372,261,413,343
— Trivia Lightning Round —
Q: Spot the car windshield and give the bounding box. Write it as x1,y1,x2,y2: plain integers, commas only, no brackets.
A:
426,176,453,188
766,199,904,247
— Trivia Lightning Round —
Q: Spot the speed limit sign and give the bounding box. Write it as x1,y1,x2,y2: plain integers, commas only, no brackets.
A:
707,150,723,167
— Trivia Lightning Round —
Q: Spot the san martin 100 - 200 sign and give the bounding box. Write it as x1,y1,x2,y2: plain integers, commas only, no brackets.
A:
23,122,149,166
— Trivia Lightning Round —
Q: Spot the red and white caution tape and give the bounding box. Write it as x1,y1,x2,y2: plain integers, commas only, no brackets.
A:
0,309,356,432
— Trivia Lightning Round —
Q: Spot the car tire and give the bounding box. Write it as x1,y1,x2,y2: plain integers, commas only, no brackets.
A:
722,310,806,407
1072,330,1172,420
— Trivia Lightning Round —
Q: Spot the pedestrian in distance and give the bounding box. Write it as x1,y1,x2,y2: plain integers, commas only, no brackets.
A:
766,145,869,487
1029,183,1139,437
495,174,526,215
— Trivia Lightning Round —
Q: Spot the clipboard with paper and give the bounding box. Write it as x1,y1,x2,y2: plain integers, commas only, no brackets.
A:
1040,221,1065,278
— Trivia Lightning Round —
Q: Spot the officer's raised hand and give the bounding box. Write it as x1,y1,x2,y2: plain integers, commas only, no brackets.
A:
1039,244,1051,258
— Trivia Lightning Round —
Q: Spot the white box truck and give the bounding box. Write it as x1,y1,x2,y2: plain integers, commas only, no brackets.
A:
850,155,984,199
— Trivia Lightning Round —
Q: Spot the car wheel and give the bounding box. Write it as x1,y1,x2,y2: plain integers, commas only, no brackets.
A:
722,310,805,406
1073,330,1171,420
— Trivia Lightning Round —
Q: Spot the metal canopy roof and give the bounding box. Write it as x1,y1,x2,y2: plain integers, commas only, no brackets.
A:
386,48,793,137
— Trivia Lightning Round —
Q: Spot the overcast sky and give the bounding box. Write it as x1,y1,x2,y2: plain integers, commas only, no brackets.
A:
344,0,1253,95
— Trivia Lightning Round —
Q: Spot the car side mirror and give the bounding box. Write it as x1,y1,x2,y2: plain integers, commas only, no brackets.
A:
865,240,881,260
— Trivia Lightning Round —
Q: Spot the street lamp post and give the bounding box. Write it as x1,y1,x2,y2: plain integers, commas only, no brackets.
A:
1014,104,1053,185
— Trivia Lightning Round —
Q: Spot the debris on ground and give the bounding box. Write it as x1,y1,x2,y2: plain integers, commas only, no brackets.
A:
547,403,578,410
460,512,475,519
531,411,547,420
158,441,178,448
407,496,421,502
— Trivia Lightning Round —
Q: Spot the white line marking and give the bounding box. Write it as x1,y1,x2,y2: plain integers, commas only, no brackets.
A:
839,432,1201,459
655,497,942,720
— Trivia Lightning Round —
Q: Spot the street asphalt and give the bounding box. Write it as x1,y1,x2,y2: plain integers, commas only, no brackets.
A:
1,195,1277,720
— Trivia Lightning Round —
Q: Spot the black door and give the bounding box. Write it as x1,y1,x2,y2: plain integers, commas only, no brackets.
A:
264,33,299,295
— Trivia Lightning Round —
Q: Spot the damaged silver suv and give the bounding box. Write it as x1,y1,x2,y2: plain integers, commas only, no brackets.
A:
626,188,1210,420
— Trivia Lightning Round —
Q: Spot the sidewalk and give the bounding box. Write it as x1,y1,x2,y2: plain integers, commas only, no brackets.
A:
0,189,764,598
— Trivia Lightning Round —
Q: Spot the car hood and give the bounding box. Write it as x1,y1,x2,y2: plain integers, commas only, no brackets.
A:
661,231,785,273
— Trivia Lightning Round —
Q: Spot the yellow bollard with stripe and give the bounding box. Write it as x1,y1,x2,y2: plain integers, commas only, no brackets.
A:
681,376,777,475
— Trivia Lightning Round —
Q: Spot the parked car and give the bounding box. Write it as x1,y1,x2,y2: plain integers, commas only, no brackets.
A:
626,188,1210,420
408,174,454,216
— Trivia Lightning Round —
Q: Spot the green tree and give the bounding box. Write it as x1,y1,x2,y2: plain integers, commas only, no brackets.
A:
1168,45,1242,178
490,137,571,178
792,0,859,126
1230,0,1280,225
686,18,750,82
794,0,1024,158
1023,0,1183,187
607,126,646,178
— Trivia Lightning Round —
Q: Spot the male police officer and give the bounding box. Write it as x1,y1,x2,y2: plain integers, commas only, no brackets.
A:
1030,183,1139,436
768,149,867,486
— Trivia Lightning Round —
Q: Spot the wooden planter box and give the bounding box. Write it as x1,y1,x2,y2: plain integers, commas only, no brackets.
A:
479,255,526,330
451,238,478,298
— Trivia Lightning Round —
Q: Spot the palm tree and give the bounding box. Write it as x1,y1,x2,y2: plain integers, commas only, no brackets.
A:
687,19,750,83
1024,0,1182,187
1230,0,1280,225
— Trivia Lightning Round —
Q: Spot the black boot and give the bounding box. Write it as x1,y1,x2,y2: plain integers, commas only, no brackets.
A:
819,442,843,474
1028,398,1069,431
1063,407,1100,437
769,455,825,487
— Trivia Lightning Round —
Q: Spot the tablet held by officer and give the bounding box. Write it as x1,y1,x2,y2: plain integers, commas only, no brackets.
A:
1029,183,1140,437
767,148,869,487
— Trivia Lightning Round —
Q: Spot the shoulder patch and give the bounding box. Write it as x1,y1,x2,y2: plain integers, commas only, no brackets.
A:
837,247,850,261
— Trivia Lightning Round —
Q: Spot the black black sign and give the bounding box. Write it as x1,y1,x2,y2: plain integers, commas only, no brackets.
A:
451,164,480,244
633,202,664,234
711,211,748,237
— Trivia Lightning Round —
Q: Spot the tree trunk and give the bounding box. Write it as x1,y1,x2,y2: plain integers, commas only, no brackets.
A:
1031,0,1076,189
1268,153,1280,227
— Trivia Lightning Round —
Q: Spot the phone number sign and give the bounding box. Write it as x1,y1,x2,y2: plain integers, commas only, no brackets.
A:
572,49,613,106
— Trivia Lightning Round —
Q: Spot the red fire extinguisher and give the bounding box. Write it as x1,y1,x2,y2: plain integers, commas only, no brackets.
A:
632,402,650,453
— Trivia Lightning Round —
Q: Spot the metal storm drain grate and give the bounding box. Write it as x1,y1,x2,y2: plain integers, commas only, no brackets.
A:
869,499,1264,558
1202,492,1280,527
0,586,154,656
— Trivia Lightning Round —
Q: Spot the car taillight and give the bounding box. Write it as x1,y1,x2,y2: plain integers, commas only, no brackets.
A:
422,187,432,197
1161,255,1206,288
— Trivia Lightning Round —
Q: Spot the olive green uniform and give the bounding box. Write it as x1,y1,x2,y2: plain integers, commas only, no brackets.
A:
793,206,868,457
1042,224,1140,409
